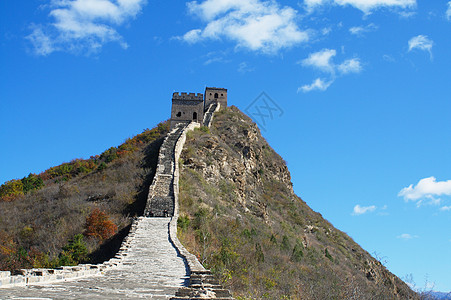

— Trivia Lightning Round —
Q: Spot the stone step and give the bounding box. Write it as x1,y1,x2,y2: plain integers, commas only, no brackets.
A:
173,287,233,299
190,278,220,285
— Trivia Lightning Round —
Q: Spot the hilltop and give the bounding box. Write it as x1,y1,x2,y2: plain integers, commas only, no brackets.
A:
176,106,418,299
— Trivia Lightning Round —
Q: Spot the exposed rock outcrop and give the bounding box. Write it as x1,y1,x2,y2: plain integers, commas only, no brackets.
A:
177,106,418,300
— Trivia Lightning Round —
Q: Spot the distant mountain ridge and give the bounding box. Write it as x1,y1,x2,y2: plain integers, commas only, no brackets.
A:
430,292,451,299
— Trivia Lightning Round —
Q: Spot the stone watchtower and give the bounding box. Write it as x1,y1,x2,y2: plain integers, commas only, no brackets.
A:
204,87,227,111
170,87,227,129
170,92,204,129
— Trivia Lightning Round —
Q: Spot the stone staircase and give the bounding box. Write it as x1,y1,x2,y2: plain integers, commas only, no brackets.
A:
203,102,220,128
171,270,234,300
145,124,185,217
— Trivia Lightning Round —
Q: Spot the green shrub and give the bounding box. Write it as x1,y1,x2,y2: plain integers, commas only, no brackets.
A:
59,234,88,266
325,248,333,261
178,215,190,231
281,235,290,251
97,162,107,171
291,243,304,262
21,173,44,193
255,243,265,262
200,126,210,133
100,147,118,163
193,208,208,230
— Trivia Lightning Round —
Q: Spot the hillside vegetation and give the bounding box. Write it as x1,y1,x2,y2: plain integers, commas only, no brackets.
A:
0,121,169,271
177,107,418,299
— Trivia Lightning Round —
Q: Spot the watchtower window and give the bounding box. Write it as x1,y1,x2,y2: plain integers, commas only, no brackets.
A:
176,112,182,117
193,112,198,120
214,93,218,98
221,93,223,96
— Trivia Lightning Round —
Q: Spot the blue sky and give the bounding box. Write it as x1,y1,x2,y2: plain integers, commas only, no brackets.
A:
1,0,451,292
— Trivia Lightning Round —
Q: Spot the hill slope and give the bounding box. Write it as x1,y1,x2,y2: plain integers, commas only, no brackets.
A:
177,106,418,299
0,121,169,270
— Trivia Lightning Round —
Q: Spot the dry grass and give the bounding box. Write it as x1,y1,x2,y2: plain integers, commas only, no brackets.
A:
177,107,418,300
0,121,169,270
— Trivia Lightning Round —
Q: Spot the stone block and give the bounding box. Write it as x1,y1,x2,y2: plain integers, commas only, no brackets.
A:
11,275,25,285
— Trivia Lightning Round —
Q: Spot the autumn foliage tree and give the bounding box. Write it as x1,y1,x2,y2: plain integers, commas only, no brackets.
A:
84,208,118,241
0,179,24,202
0,174,44,202
0,231,47,271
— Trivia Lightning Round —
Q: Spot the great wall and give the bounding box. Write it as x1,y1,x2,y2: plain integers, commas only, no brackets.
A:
0,89,234,299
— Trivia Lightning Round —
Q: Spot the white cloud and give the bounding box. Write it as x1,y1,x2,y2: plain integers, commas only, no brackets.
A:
398,177,451,203
301,49,336,73
27,0,146,55
349,26,364,35
440,206,451,211
352,204,376,215
182,0,309,53
298,78,333,92
349,23,378,36
408,35,433,59
304,0,416,14
338,58,362,74
447,2,451,20
183,29,203,44
397,233,418,240
299,48,362,92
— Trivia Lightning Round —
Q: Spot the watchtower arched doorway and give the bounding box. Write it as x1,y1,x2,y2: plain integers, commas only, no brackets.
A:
193,112,198,121
214,93,218,98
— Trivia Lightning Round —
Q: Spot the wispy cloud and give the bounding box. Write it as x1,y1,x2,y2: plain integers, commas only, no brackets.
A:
352,204,376,215
408,35,433,60
27,0,147,55
349,23,378,36
27,27,55,56
304,0,416,14
398,177,451,207
238,62,254,73
447,2,451,20
298,78,333,92
299,48,362,92
397,233,419,240
202,50,231,65
181,0,309,54
382,54,395,62
440,206,451,211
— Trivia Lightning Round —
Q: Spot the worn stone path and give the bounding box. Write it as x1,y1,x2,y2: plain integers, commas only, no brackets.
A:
0,218,188,299
145,125,185,217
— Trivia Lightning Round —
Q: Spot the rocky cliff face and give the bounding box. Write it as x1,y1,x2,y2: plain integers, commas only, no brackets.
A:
177,106,418,299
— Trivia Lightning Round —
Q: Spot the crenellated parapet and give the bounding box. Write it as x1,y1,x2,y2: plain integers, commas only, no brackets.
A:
172,92,204,101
